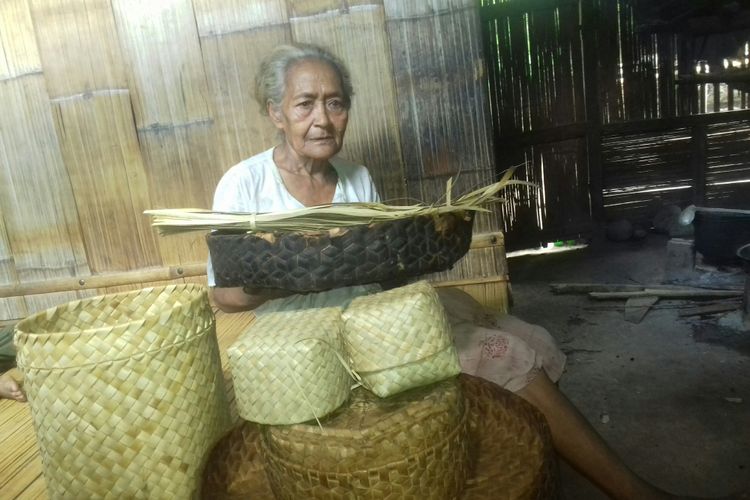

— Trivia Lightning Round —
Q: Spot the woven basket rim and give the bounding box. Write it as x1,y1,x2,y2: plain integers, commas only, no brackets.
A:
272,377,462,439
207,210,473,237
15,284,208,337
16,322,215,372
262,404,468,474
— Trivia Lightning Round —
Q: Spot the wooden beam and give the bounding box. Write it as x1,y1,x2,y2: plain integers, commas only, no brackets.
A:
495,122,588,149
601,109,750,135
677,70,750,84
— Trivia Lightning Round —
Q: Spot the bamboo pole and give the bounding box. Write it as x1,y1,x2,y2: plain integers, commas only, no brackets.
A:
0,264,206,299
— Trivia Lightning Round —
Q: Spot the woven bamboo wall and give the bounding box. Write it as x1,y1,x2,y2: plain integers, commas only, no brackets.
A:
0,0,504,321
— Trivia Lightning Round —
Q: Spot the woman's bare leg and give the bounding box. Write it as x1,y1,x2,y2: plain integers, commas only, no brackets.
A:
0,372,26,402
516,371,674,500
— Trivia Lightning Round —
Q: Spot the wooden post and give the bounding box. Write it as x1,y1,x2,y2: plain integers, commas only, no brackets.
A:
581,0,604,223
690,123,707,205
743,273,750,328
657,32,675,117
713,83,721,112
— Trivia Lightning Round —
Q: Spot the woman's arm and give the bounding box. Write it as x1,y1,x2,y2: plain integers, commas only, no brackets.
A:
210,286,292,313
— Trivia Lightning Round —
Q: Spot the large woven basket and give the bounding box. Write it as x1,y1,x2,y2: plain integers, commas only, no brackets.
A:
208,211,474,292
227,307,352,425
460,374,559,499
342,280,461,397
200,375,558,499
15,284,231,499
201,423,275,500
261,377,469,499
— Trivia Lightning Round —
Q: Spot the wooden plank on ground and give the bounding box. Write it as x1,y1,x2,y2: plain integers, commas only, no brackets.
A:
51,91,162,274
624,295,659,323
0,75,89,316
111,0,211,128
28,0,126,97
0,0,41,80
590,289,744,300
549,283,734,294
290,4,407,201
678,301,742,317
200,26,291,170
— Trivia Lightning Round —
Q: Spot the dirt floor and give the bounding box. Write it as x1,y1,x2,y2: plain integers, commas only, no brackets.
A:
506,232,750,499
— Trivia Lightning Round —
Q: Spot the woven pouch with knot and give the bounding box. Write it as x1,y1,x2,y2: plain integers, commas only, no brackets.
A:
228,306,352,425
342,280,461,397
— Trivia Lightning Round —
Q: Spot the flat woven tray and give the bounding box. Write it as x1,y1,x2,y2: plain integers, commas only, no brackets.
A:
207,212,474,292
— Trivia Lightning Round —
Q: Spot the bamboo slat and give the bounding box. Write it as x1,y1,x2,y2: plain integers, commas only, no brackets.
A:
0,211,26,320
110,0,211,128
201,26,291,170
138,124,222,265
193,0,288,35
287,0,379,18
433,276,511,314
51,91,162,274
0,0,41,80
0,75,89,316
28,0,126,98
290,5,407,202
382,0,473,18
385,3,497,233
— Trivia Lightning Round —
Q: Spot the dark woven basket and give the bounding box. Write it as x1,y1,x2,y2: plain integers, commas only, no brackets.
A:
207,211,474,292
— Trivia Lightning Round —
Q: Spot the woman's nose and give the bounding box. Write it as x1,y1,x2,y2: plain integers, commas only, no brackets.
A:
312,101,331,126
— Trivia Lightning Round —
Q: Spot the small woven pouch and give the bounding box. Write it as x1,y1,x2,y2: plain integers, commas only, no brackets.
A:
227,307,352,425
14,284,230,499
260,378,470,499
342,280,461,397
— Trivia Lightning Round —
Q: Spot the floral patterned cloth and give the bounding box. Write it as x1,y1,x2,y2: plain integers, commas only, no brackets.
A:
437,288,566,392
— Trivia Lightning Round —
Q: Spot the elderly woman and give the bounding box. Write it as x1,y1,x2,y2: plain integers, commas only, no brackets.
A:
207,44,701,500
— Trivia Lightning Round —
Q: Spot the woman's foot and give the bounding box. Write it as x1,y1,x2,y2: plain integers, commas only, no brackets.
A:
0,373,26,402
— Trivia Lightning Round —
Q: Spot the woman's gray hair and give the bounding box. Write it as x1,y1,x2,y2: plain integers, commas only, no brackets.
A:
255,43,354,115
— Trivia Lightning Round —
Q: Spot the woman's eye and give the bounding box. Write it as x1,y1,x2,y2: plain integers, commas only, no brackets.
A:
327,100,345,112
297,101,313,109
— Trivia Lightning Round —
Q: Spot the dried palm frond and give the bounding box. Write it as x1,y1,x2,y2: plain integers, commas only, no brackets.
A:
145,167,534,235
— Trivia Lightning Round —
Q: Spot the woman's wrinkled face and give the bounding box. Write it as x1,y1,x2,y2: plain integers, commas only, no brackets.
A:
269,59,349,162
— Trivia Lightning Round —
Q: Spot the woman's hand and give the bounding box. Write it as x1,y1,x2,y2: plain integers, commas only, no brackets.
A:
210,286,292,313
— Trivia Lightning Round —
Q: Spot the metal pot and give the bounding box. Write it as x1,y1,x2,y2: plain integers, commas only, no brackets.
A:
738,243,750,328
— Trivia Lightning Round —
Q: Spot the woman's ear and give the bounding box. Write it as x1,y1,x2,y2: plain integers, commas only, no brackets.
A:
267,102,284,129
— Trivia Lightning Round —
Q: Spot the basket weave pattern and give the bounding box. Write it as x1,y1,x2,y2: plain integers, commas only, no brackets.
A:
15,284,231,499
200,375,558,499
260,378,469,499
227,307,352,425
208,212,474,292
342,281,461,397
460,375,559,499
201,423,275,500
